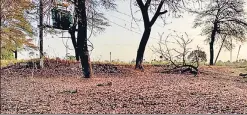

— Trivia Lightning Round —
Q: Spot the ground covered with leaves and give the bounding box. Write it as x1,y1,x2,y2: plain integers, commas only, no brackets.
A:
1,59,247,114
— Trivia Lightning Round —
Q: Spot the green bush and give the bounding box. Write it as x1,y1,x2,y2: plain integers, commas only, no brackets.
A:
66,56,76,60
215,59,247,68
1,59,25,67
1,49,14,60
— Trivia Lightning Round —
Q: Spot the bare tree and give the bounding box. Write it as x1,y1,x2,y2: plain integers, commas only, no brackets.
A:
173,33,193,66
131,0,202,70
134,0,170,70
192,0,247,65
152,32,200,76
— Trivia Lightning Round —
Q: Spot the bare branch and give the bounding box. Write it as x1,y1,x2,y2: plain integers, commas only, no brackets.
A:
150,0,167,26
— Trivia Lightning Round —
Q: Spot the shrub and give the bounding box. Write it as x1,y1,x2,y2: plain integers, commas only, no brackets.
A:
1,49,14,60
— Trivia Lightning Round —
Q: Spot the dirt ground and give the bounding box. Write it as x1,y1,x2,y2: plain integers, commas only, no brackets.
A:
1,61,247,114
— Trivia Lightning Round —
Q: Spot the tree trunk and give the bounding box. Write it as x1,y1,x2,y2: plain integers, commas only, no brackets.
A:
182,53,185,66
135,28,151,70
209,40,215,65
214,36,226,64
77,0,92,78
14,50,17,59
236,45,241,61
209,22,217,65
69,27,80,61
39,0,44,68
0,4,1,60
70,0,79,61
135,0,166,70
80,39,93,78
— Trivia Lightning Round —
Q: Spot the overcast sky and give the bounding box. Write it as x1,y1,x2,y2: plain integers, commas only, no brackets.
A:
19,0,247,63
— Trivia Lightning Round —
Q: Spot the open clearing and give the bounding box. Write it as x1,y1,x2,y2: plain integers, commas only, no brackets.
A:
1,62,247,114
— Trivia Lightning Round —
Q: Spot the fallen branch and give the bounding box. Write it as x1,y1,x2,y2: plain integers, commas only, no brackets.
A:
165,64,199,77
239,73,247,78
152,32,201,77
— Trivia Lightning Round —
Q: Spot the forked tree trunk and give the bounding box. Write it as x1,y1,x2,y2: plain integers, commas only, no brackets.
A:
214,36,226,64
77,0,92,78
69,1,80,61
135,28,151,69
135,0,167,70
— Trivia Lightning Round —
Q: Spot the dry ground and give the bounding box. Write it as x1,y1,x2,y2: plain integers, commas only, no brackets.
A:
1,62,247,114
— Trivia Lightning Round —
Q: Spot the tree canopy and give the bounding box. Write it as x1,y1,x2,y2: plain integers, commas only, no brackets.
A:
193,0,247,65
194,0,247,42
1,0,37,55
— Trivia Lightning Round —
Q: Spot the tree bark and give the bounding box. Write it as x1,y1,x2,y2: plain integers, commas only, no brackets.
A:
135,28,151,69
80,39,93,78
214,36,226,64
209,22,218,65
69,27,80,61
69,0,79,61
135,0,166,70
14,50,17,59
0,3,1,60
77,0,92,78
236,45,241,61
39,0,44,68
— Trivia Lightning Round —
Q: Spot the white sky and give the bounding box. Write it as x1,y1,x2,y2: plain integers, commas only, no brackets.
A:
19,1,247,63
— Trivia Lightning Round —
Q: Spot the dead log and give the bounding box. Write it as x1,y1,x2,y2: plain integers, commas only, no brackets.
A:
161,64,199,77
180,65,198,77
239,73,247,78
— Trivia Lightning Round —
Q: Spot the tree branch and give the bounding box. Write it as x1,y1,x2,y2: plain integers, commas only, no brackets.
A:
150,0,167,26
136,0,150,27
136,0,145,9
221,19,247,26
144,0,152,8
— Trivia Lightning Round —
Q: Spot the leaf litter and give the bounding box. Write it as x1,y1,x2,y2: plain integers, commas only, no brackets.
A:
1,60,247,114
